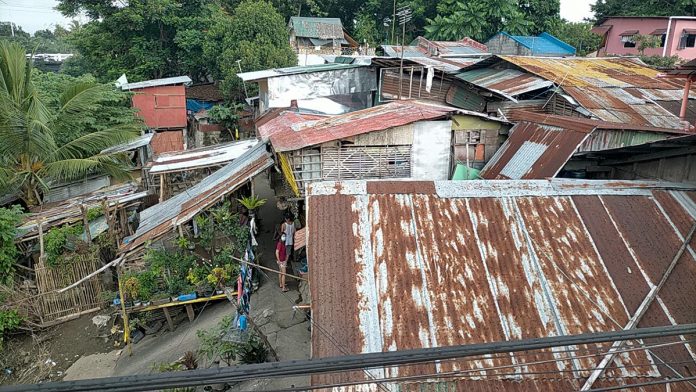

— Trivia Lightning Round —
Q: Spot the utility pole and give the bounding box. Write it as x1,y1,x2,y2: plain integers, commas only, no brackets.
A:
397,5,412,100
236,59,249,100
391,0,396,44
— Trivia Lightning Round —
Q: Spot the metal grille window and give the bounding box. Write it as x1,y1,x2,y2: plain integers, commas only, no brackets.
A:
621,35,636,48
321,145,412,180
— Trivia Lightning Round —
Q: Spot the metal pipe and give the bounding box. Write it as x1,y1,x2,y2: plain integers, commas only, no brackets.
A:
680,76,693,121
663,17,674,57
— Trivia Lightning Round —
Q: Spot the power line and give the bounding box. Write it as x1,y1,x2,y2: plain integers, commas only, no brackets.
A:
2,323,696,392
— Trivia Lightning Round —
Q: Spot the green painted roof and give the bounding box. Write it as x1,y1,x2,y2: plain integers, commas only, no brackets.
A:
289,16,344,39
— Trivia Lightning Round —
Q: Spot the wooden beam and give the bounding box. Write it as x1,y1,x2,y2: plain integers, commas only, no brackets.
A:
37,218,45,263
80,204,91,243
601,146,696,166
159,174,165,203
162,307,175,331
580,222,696,390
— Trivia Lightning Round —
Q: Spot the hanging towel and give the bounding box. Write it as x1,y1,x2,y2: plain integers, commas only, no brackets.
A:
426,66,434,93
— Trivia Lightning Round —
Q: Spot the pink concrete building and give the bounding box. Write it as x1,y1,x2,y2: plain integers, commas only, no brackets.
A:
592,16,696,59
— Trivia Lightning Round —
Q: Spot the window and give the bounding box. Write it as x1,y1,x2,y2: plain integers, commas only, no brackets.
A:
679,31,696,49
660,34,667,47
621,35,636,48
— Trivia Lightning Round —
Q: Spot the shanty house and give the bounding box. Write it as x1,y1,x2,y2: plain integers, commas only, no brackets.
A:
258,101,510,196
237,62,377,115
306,178,696,390
288,17,358,55
120,76,192,154
381,36,488,58
451,56,695,135
485,32,576,56
591,16,696,59
479,112,690,180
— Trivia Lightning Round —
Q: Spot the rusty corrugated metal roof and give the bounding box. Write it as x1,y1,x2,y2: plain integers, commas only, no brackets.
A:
121,142,272,253
480,120,594,179
146,140,258,174
489,56,690,130
456,68,554,100
258,101,455,152
307,179,696,390
17,183,148,241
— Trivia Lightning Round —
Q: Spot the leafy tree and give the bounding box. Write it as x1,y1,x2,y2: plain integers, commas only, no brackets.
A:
640,55,681,68
61,0,217,82
424,0,534,42
0,206,23,285
635,34,661,55
519,0,561,34
548,20,602,56
0,41,141,206
591,0,696,21
203,0,296,100
353,11,382,47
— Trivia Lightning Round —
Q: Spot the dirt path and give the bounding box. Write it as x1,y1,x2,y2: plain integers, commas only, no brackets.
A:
62,174,310,389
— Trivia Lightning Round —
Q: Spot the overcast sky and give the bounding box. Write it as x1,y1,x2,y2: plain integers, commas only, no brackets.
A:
3,0,596,34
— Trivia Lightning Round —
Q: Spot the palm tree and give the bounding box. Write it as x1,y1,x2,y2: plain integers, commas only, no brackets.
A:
0,41,141,206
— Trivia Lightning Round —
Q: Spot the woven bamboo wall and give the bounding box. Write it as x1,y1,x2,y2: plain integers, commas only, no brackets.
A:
34,254,104,324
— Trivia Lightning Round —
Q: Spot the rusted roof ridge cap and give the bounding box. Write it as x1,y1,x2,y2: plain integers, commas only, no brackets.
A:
306,179,696,197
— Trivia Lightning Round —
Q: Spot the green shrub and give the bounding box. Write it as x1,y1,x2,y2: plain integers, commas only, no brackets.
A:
0,206,23,284
0,308,22,351
44,224,83,267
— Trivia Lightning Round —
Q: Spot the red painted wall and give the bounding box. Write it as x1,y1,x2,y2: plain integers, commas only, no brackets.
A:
131,85,187,129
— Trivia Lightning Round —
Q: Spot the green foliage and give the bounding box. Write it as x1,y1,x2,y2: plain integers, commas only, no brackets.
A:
591,0,696,22
86,207,103,221
635,34,661,56
353,12,381,47
62,0,218,82
0,206,23,285
197,315,268,365
203,0,297,100
203,202,250,256
640,55,681,69
207,103,242,130
144,248,197,296
0,41,142,206
238,196,266,211
0,307,22,351
425,0,534,42
238,335,269,364
44,224,83,268
547,20,602,56
136,270,158,302
0,22,75,54
32,70,140,147
123,275,140,301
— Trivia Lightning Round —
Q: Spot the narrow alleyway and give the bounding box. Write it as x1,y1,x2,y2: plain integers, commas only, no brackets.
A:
64,174,311,389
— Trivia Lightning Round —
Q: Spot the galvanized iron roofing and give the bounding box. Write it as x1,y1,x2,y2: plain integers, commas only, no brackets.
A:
490,32,576,56
121,143,272,253
119,76,192,91
289,16,344,39
236,63,366,82
146,139,258,174
100,133,153,154
455,68,554,100
258,101,455,152
480,120,594,179
491,56,690,129
307,179,696,390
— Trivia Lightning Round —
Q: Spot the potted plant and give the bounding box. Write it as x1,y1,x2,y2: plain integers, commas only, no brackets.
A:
207,266,230,294
188,265,213,297
137,271,156,307
124,276,140,307
238,195,267,216
177,236,195,250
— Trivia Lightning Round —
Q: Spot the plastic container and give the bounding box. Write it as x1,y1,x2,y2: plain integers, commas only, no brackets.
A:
178,293,197,302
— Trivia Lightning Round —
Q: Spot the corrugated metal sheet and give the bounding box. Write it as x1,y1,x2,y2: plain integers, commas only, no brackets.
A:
307,179,696,390
289,17,344,39
456,68,554,99
121,143,273,253
481,120,594,179
101,133,153,154
18,183,148,240
577,129,669,152
494,56,689,129
146,139,257,174
508,32,576,56
120,76,191,91
237,63,365,82
151,130,184,154
258,101,454,152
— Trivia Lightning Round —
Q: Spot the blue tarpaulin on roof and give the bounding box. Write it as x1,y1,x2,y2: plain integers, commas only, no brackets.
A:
187,99,215,113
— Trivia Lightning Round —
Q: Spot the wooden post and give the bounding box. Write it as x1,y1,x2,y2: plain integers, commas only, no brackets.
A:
80,204,91,243
37,219,45,263
119,207,128,237
162,308,175,331
159,174,166,203
185,304,195,322
680,76,693,121
117,267,132,356
101,199,116,245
